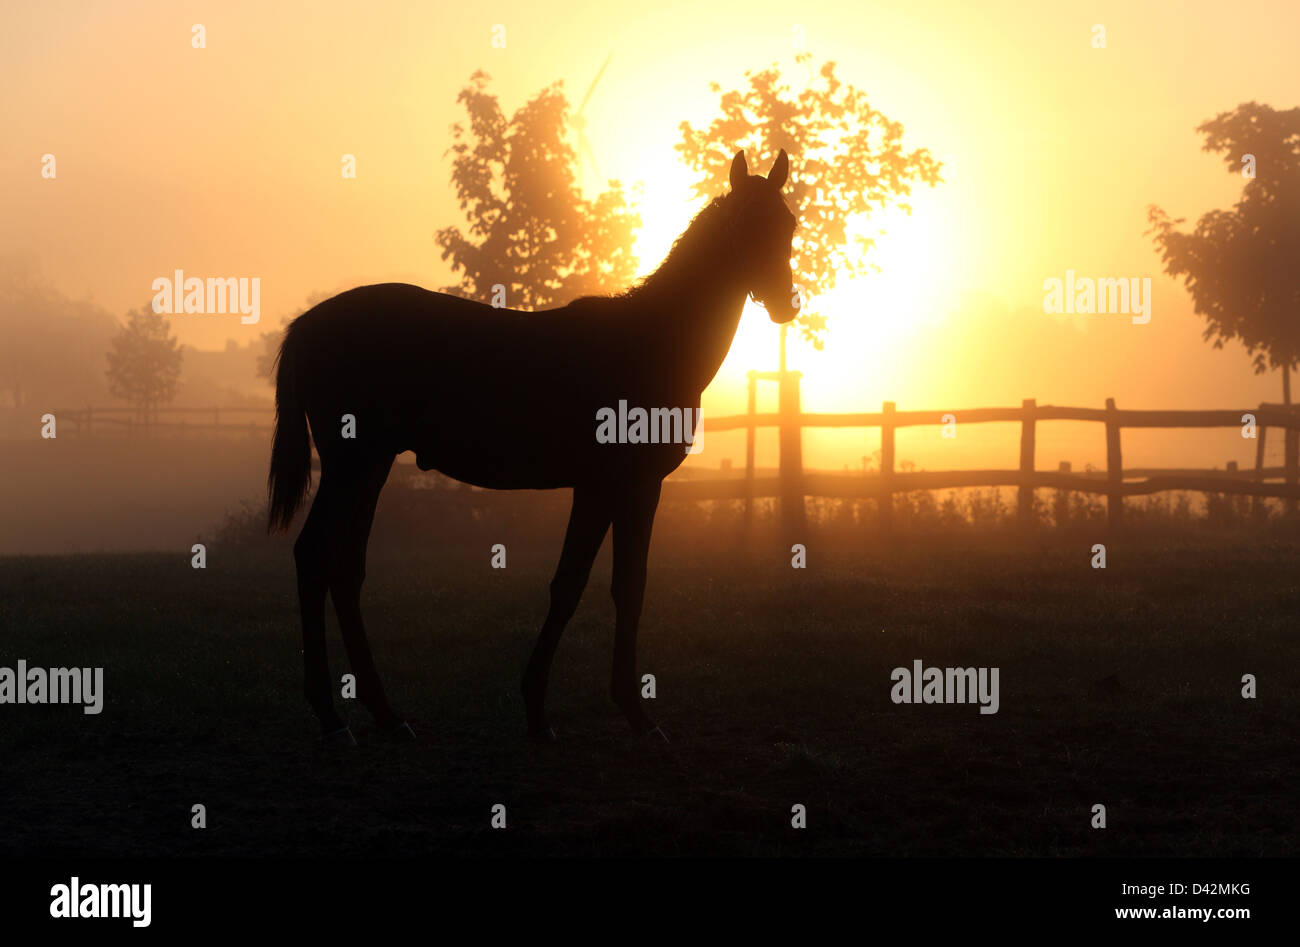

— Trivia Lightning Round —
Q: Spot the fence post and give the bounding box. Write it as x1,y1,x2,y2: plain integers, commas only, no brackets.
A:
1253,403,1267,519
1055,461,1072,528
1105,397,1123,529
880,401,896,534
745,371,756,530
1287,405,1298,516
778,370,805,536
1019,398,1036,526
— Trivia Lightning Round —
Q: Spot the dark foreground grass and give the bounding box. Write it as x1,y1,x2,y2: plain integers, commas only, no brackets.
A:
0,527,1295,857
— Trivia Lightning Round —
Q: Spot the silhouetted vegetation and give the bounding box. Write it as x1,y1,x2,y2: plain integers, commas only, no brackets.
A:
105,305,183,425
213,471,1297,555
435,70,641,310
678,52,942,354
1148,102,1300,402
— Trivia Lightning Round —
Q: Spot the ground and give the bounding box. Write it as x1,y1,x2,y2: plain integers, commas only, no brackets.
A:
0,526,1294,857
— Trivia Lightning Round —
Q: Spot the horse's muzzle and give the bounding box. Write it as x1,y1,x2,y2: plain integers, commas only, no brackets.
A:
763,292,800,324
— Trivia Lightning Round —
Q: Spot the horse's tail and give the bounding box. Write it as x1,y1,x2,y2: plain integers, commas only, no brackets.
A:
267,324,312,532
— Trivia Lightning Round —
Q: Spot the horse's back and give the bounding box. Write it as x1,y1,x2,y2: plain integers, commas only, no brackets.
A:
287,283,679,487
292,283,597,395
296,283,565,356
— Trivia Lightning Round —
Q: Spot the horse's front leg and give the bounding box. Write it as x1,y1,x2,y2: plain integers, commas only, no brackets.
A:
610,478,665,739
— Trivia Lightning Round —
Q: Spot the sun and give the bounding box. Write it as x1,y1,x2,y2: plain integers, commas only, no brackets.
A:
723,198,960,408
627,166,961,422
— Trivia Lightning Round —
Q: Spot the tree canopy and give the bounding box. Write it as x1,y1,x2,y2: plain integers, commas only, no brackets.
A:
436,70,641,311
1148,102,1300,401
677,52,943,354
105,306,182,424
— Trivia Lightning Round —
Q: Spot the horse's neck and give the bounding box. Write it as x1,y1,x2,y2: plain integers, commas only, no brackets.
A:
638,273,747,396
634,216,749,395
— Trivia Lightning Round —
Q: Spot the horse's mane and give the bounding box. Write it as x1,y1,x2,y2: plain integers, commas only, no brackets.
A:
570,193,734,313
628,194,733,299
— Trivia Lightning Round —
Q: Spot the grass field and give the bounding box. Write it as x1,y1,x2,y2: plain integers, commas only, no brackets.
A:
0,518,1295,857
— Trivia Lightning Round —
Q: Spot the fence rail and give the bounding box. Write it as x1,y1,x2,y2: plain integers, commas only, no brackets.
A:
53,393,1300,528
52,406,273,438
670,389,1300,529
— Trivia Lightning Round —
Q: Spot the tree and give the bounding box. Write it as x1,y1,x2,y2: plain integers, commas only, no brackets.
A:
0,251,116,409
1147,102,1300,404
677,52,943,367
105,305,182,427
436,70,641,311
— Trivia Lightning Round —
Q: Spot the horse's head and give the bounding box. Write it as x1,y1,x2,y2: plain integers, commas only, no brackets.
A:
727,149,799,324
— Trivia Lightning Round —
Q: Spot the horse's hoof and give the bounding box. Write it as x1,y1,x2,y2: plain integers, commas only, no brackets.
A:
527,726,557,744
646,726,669,744
322,726,357,746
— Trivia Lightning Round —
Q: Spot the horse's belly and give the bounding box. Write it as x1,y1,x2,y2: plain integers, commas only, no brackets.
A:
413,447,572,489
409,412,586,489
411,425,687,490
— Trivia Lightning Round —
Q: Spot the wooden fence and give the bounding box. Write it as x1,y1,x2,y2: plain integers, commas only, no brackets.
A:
664,381,1300,530
54,389,1300,529
52,406,273,438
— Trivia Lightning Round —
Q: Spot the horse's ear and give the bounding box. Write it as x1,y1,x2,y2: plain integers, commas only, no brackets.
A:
768,149,789,190
729,151,748,190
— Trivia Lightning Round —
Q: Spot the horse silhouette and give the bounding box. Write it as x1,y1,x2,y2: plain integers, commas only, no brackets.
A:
268,149,798,743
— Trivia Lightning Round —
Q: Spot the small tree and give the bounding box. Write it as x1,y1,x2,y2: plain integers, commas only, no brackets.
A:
436,70,641,311
105,305,182,428
1147,102,1300,403
677,52,943,367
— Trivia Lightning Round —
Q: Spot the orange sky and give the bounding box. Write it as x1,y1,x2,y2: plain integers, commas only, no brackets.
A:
3,0,1298,472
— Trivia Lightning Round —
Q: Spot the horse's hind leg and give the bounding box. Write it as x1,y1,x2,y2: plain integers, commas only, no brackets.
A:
294,472,350,742
522,485,612,740
328,454,410,737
